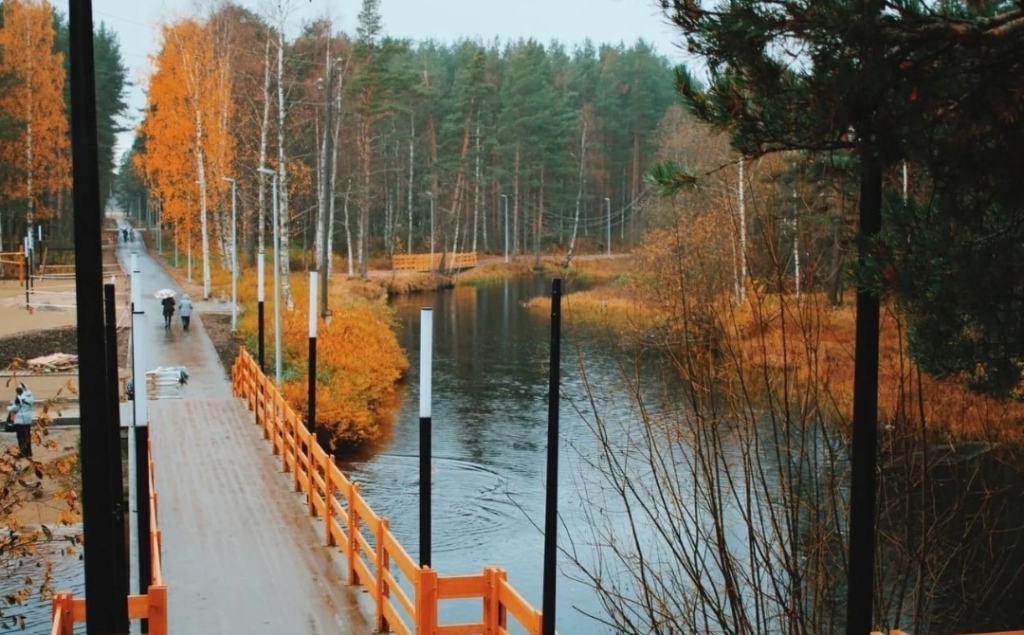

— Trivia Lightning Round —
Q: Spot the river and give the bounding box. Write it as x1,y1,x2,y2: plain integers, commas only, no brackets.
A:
344,275,628,633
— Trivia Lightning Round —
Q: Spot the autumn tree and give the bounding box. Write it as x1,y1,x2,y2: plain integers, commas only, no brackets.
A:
0,0,69,234
137,17,233,299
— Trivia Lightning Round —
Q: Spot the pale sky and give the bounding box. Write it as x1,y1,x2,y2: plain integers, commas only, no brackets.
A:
50,0,687,161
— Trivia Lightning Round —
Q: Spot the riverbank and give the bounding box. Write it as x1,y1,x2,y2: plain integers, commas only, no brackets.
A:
526,281,1024,447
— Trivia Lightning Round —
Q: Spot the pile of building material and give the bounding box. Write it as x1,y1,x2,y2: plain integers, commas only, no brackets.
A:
26,353,79,372
145,366,189,400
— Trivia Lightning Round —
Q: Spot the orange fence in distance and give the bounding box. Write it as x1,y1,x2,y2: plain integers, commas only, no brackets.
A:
0,249,25,282
392,252,478,272
50,439,168,635
231,347,545,635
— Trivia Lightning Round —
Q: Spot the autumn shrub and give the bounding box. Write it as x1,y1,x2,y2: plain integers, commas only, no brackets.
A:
234,271,409,449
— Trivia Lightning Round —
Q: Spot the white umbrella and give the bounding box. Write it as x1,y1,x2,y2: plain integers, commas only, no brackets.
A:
154,289,176,300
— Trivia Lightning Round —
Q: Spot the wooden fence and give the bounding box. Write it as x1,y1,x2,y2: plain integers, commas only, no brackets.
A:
392,252,478,272
0,249,25,282
231,347,545,635
50,439,168,635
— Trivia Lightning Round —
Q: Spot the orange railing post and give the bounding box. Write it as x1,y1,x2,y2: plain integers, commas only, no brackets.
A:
148,585,168,635
346,482,359,585
374,518,390,633
324,452,335,546
306,436,314,515
50,591,73,635
416,567,438,635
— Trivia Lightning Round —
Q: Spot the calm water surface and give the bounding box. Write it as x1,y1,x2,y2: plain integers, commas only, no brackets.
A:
343,276,640,633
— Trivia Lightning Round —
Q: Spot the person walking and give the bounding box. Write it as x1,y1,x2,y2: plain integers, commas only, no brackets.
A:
178,293,194,331
7,382,35,459
161,296,175,329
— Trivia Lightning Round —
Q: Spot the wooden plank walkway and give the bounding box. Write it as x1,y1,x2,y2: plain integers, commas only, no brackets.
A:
120,222,367,635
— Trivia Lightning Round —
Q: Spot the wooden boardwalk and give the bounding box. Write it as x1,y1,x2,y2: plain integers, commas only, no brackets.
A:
123,229,367,635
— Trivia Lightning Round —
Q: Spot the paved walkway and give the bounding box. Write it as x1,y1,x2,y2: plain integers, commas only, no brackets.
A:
115,221,367,635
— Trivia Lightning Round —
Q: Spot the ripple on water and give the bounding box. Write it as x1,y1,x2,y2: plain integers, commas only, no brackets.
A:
1,540,85,634
344,454,527,556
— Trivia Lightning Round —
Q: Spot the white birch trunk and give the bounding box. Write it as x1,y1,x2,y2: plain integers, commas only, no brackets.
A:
564,117,587,267
343,178,354,276
276,13,292,309
257,37,271,255
196,109,211,300
738,156,747,303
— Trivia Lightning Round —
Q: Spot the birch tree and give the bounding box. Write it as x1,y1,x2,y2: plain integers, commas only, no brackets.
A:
0,0,69,228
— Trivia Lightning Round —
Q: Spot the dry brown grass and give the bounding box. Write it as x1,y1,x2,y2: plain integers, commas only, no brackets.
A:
541,280,1024,447
727,291,1024,446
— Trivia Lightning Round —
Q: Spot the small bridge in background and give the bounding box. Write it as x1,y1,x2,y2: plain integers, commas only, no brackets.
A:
392,252,477,272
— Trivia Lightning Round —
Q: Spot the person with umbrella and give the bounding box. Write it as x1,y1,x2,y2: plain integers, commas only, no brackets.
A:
157,289,176,329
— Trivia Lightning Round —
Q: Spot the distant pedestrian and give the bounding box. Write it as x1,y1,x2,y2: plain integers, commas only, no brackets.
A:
7,382,34,459
122,228,129,243
129,229,135,242
161,296,175,329
178,294,194,331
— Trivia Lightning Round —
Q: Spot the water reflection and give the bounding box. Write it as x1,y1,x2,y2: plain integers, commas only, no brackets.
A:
344,276,621,632
0,540,84,634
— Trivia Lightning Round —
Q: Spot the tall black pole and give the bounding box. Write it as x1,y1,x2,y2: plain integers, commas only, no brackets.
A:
70,0,128,629
258,251,265,372
419,307,433,568
103,284,129,633
845,163,884,635
136,415,151,634
542,278,562,635
307,271,318,432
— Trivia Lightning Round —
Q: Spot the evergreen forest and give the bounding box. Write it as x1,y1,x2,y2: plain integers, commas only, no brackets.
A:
118,1,678,289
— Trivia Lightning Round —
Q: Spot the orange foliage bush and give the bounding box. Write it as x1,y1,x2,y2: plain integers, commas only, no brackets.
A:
235,272,408,449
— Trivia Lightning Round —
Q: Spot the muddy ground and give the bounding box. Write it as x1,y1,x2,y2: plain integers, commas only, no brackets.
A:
0,325,130,371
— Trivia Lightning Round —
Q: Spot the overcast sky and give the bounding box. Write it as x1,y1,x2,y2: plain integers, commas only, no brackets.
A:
51,0,686,161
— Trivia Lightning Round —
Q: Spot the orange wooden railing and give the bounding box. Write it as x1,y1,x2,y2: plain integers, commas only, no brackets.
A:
231,347,546,635
0,249,25,282
50,439,168,635
392,252,478,272
874,631,1024,635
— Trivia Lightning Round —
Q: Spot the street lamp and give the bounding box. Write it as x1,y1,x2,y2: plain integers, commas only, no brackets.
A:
222,177,238,333
257,166,282,386
501,194,509,264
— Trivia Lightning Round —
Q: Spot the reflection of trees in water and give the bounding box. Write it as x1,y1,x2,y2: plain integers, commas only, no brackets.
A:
564,276,1024,634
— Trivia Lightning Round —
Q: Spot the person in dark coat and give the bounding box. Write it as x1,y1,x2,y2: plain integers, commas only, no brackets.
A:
7,383,34,459
161,296,175,329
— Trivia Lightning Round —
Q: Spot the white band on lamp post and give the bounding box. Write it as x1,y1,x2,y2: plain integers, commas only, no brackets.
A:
308,271,318,337
419,308,433,418
257,252,265,302
130,254,141,307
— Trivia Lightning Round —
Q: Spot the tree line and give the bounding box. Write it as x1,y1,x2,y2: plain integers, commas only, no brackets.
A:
0,0,129,253
118,0,677,301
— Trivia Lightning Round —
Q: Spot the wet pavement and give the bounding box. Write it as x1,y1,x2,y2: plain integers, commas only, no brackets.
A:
115,221,367,635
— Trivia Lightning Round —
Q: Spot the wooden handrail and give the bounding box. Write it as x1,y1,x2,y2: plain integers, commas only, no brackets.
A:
392,251,478,272
231,346,550,635
49,430,167,633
